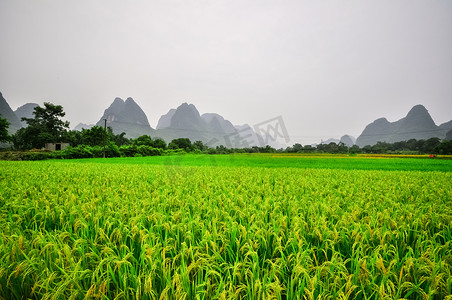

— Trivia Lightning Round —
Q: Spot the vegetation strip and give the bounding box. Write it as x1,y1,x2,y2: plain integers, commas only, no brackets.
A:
64,154,452,172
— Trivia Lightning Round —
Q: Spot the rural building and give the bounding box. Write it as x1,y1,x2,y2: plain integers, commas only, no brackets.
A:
44,143,70,151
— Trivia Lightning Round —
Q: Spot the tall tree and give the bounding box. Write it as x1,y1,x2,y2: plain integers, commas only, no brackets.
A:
80,126,109,147
21,102,70,136
14,102,70,149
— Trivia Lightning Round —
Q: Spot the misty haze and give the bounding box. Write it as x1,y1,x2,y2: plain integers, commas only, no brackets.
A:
1,1,451,146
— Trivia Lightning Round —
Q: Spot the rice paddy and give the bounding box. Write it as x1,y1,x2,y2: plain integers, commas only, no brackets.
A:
1,154,451,299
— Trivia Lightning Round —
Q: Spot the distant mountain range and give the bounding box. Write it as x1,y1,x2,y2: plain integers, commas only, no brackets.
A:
1,91,451,147
72,100,270,147
0,92,22,134
356,104,452,147
15,103,39,127
73,123,94,131
318,135,356,147
153,102,270,147
340,135,356,147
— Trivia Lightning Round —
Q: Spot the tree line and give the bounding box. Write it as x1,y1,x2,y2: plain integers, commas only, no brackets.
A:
1,102,451,160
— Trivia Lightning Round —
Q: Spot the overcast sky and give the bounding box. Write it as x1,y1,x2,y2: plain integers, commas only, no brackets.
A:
1,1,451,144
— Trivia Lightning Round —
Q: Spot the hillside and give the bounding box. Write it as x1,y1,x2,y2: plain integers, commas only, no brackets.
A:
154,103,234,146
356,105,448,147
0,92,22,134
153,103,276,147
14,103,39,127
96,97,153,138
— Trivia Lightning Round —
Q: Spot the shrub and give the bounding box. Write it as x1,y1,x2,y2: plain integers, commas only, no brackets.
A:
62,145,94,159
119,145,138,157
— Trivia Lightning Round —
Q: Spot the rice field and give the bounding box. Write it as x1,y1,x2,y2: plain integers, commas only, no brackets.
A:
1,154,451,299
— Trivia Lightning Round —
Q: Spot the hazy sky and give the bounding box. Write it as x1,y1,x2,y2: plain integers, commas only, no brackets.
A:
1,1,451,144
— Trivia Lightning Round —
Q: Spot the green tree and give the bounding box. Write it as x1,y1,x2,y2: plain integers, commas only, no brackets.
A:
64,130,82,146
68,127,128,147
421,137,441,154
0,114,11,143
193,140,207,151
111,131,129,147
22,102,70,139
434,140,452,155
349,145,361,154
371,141,391,153
215,145,231,154
152,138,167,149
134,135,154,146
14,102,70,149
132,135,166,149
337,142,349,153
302,145,315,153
169,138,193,151
292,143,303,152
259,145,276,153
79,126,110,147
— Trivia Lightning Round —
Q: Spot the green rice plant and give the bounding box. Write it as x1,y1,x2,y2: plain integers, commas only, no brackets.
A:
0,155,451,299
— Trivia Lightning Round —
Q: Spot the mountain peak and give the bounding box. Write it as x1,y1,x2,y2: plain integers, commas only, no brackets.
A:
340,135,356,147
402,104,436,128
170,102,202,130
409,104,427,111
15,103,39,126
356,104,442,146
201,113,236,134
406,104,428,117
156,108,176,129
202,113,225,123
174,102,201,117
373,117,389,124
177,102,198,112
74,123,94,131
0,92,22,133
96,97,152,138
113,97,124,104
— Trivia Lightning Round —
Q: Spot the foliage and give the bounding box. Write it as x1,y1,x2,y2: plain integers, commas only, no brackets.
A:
13,102,70,149
215,144,232,154
357,138,452,155
152,138,167,150
22,102,70,135
286,143,303,153
0,157,451,299
168,138,193,151
317,142,352,153
435,140,452,155
80,126,108,146
0,114,10,143
63,142,121,159
136,145,163,157
133,135,166,149
111,130,130,147
192,140,207,151
133,135,154,146
66,126,130,148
